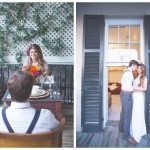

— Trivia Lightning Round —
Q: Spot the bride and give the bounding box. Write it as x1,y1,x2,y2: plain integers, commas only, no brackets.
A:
130,64,147,143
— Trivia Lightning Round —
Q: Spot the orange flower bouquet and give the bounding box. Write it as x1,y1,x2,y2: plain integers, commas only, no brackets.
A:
30,65,43,77
22,65,43,78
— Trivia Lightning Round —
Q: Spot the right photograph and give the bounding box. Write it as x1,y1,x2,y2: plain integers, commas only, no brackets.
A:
76,2,150,147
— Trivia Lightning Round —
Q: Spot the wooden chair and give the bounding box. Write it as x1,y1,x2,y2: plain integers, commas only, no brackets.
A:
0,117,65,147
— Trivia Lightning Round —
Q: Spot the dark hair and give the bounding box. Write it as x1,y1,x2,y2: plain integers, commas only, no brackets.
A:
28,44,45,68
129,60,138,67
7,70,33,102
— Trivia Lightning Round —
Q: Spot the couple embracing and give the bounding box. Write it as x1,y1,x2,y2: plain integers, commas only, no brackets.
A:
119,60,147,144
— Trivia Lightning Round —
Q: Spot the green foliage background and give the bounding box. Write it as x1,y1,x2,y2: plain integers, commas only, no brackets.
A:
0,2,73,64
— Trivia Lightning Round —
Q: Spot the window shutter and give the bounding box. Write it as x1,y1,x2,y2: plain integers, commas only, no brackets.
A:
82,15,104,132
144,15,150,133
85,17,101,49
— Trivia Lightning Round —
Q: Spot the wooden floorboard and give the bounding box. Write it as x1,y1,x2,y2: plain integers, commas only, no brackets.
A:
76,125,150,147
76,94,150,147
62,103,73,148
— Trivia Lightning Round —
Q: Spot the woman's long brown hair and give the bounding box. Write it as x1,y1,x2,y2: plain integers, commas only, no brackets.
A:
138,64,146,87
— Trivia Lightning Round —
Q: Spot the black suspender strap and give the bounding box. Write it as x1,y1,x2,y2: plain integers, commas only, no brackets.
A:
26,110,41,134
2,108,41,134
2,108,14,133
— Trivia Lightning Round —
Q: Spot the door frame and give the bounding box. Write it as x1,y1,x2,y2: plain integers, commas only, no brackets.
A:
103,18,144,127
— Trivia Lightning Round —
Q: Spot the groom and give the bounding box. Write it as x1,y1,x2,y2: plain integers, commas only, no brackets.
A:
119,60,138,144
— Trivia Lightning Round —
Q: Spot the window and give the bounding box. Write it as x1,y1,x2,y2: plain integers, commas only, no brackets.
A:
107,20,143,63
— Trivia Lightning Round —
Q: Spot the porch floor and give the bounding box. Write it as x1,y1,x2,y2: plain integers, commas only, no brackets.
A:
62,103,73,147
76,123,150,148
108,94,121,120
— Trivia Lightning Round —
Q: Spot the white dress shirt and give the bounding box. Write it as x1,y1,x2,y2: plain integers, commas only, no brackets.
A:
0,102,59,134
121,67,134,92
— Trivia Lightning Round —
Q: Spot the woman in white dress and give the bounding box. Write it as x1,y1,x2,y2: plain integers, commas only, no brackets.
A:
130,64,147,143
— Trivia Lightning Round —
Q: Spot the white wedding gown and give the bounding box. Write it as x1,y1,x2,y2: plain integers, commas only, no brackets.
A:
130,76,147,143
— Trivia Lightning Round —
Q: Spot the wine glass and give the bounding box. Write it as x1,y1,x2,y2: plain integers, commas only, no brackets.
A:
46,75,55,90
38,75,45,89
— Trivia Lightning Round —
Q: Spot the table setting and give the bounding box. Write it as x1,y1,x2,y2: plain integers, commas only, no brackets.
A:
30,85,50,99
26,75,60,99
3,74,62,102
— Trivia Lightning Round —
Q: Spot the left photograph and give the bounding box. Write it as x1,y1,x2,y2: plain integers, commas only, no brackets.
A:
0,2,74,148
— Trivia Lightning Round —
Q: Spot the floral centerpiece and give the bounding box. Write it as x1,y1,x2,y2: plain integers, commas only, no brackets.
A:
22,65,45,84
22,65,43,77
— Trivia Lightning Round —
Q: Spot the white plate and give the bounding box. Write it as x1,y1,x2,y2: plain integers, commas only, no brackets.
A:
31,90,46,97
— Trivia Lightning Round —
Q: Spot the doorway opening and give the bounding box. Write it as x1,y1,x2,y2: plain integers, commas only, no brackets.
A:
106,66,127,126
104,18,144,127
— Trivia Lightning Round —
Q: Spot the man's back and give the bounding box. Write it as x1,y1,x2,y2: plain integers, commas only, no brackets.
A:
0,102,59,134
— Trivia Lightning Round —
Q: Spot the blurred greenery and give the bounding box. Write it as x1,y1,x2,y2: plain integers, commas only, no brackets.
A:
0,2,73,64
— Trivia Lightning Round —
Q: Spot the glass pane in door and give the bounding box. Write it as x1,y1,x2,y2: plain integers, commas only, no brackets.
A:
130,44,140,60
130,25,140,42
119,25,129,43
109,44,118,49
119,44,129,49
108,26,118,43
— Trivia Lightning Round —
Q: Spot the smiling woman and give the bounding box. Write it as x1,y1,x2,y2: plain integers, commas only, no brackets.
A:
22,44,50,77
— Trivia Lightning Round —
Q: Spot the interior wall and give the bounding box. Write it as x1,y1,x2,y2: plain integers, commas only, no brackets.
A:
108,70,123,83
108,66,126,83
